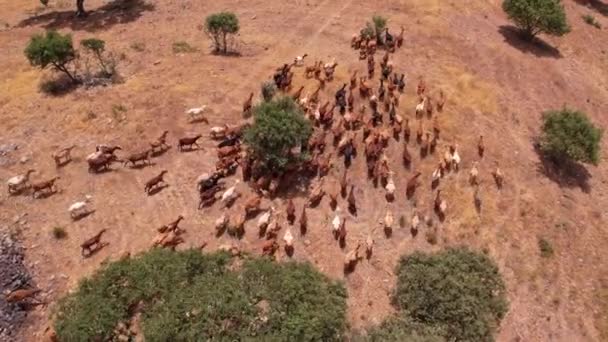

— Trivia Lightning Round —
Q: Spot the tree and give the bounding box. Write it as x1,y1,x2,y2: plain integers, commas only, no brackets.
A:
54,249,347,341
25,31,78,83
393,248,508,342
244,96,312,173
81,38,110,76
204,12,240,54
540,108,602,165
360,15,387,44
502,0,570,40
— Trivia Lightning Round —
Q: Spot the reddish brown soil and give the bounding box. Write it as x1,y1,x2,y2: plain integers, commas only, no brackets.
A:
1,0,607,341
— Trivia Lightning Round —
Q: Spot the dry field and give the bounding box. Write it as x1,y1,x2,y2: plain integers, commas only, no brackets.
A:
1,0,607,340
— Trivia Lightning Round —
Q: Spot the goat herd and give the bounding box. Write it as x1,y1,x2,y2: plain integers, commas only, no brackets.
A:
5,26,506,279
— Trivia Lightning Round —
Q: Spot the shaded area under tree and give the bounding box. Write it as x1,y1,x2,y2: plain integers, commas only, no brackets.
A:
498,25,562,59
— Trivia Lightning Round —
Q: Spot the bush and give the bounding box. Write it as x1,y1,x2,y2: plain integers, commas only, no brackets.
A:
502,0,570,40
205,12,240,54
360,317,446,342
24,30,78,83
540,108,602,165
538,238,554,258
81,38,116,77
244,96,312,173
53,249,347,341
393,248,508,342
582,14,601,29
360,15,387,43
261,80,277,101
172,41,197,53
52,226,67,239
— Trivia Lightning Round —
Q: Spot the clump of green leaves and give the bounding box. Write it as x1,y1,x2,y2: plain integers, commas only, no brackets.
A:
261,80,277,101
360,15,388,43
25,30,78,83
392,248,508,341
538,238,554,258
502,0,570,40
204,12,240,54
172,41,197,53
582,14,601,29
244,96,312,173
540,108,602,165
52,226,67,239
81,38,116,77
53,249,347,341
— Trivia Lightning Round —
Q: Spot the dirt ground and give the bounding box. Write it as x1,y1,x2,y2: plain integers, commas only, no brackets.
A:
1,0,607,340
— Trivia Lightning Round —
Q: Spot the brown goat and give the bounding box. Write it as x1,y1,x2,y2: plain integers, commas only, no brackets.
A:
5,288,41,303
31,177,60,198
145,170,168,194
177,135,202,151
406,172,422,198
347,185,357,214
52,145,76,166
150,130,170,152
124,149,153,167
286,199,296,224
158,215,184,233
478,135,485,158
243,92,254,116
244,194,262,216
81,229,107,256
299,206,308,234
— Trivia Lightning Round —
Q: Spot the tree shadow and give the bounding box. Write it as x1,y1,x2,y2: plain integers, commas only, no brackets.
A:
17,0,155,32
498,25,562,59
574,0,608,16
39,75,79,96
534,144,592,193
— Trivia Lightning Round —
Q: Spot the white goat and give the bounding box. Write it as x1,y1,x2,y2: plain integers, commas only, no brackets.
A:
69,196,92,219
415,97,427,116
332,213,341,235
215,214,228,232
221,181,240,205
185,106,208,123
257,209,273,231
384,208,394,230
283,228,294,247
385,172,396,197
7,169,35,194
411,211,420,230
210,125,228,139
294,53,308,66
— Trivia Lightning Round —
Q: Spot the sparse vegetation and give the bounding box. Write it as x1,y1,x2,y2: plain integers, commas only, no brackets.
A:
360,317,446,342
130,41,146,52
204,12,240,54
582,14,601,29
111,104,127,122
81,38,117,77
392,248,508,342
360,15,387,44
244,96,312,172
172,41,197,53
261,80,277,101
52,226,67,239
538,238,554,258
53,249,347,341
502,0,570,40
540,108,602,165
25,31,78,83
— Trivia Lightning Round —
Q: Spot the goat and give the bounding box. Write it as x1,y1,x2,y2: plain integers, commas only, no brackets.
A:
299,206,308,234
150,131,170,152
177,135,203,151
258,209,273,235
294,53,308,66
185,106,209,123
7,169,35,194
210,125,229,140
347,185,357,214
434,190,447,218
492,166,504,189
292,85,305,101
5,288,41,303
337,217,347,246
286,199,296,224
52,145,76,166
416,78,426,96
478,135,485,157
469,162,479,185
415,97,426,117
385,172,396,201
283,228,294,254
437,90,446,112
340,169,348,197
366,231,375,259
217,145,240,159
350,70,358,89
81,229,107,256
416,120,424,144
96,145,122,155
451,145,461,170
144,170,168,194
123,149,153,167
31,177,60,198
307,181,325,207
384,208,394,232
262,239,279,256
474,185,482,212
69,197,92,219
229,213,246,237
215,214,229,234
87,152,119,173
243,92,254,116
265,218,282,240
403,118,411,142
411,211,420,232
220,180,241,205
432,163,442,188
244,194,262,216
406,172,422,198
158,215,184,233
344,242,363,273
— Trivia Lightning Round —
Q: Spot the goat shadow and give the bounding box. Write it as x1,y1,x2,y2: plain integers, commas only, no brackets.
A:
33,190,58,200
82,242,109,258
124,161,155,170
188,117,209,124
177,146,203,153
17,0,155,32
498,25,562,59
72,210,96,222
147,184,169,196
534,143,592,193
151,147,170,157
573,0,608,16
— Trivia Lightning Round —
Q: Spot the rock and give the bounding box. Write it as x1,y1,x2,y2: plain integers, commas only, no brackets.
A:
251,15,257,19
153,60,161,65
19,156,29,164
0,143,18,156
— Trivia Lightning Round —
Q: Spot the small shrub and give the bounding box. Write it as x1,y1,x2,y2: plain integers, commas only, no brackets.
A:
111,104,127,122
538,238,554,258
502,0,570,40
172,41,197,53
360,316,446,342
360,15,387,44
130,41,145,52
52,226,67,239
204,12,240,54
540,108,602,165
81,38,116,77
582,14,601,29
244,96,312,172
393,248,508,341
261,80,277,101
25,30,78,83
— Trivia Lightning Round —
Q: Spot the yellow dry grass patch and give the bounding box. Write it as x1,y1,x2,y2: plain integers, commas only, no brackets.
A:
0,70,39,103
440,64,498,114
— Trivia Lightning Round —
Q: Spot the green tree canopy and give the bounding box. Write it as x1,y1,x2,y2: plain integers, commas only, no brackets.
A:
244,96,312,173
204,12,240,53
24,30,78,82
540,108,602,165
393,248,508,342
54,249,347,341
502,0,570,40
